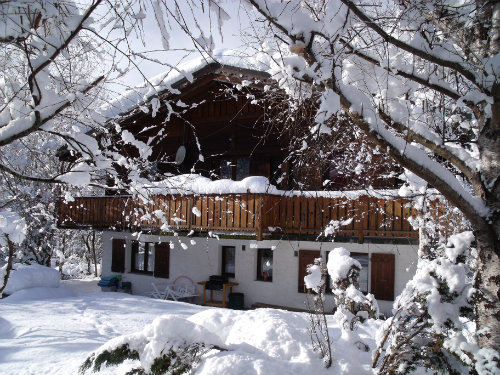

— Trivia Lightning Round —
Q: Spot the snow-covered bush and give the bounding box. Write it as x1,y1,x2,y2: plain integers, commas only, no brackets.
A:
304,257,332,367
372,232,496,375
327,247,379,332
302,248,379,365
60,259,91,279
3,263,60,295
55,253,101,280
80,307,317,375
80,315,227,375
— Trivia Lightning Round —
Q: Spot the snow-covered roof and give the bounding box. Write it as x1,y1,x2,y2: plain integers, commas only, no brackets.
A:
99,49,271,120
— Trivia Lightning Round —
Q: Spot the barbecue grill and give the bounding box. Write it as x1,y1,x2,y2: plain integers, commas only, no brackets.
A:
205,274,229,290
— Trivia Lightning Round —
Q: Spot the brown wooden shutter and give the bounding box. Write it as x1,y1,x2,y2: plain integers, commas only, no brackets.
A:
154,242,170,279
298,250,320,293
370,253,395,300
111,239,126,273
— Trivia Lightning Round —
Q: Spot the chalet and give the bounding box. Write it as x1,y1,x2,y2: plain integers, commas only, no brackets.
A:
58,53,422,315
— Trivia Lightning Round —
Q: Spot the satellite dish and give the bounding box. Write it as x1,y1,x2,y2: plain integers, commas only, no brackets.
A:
175,145,186,165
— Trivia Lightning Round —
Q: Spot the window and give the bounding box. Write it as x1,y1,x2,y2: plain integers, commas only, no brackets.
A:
220,159,232,179
131,241,155,274
111,239,126,273
257,248,273,282
222,246,235,278
219,157,250,180
351,252,369,293
130,241,169,278
235,158,249,180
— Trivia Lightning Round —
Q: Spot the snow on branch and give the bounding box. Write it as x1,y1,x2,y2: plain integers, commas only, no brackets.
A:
0,76,104,147
339,0,485,93
26,1,103,96
337,85,489,221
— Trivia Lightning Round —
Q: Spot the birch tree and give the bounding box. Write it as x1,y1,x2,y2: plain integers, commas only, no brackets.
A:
242,0,500,370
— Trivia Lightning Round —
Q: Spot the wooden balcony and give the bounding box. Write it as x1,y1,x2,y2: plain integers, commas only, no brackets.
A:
58,193,421,242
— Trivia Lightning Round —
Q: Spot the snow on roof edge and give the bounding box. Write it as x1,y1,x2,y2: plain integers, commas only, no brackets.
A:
99,49,271,120
123,174,441,202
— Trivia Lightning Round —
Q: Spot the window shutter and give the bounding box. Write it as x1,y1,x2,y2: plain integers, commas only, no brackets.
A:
154,242,170,279
298,250,320,293
370,253,395,300
111,239,126,273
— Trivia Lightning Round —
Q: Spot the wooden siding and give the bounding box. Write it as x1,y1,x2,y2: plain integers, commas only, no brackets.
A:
58,194,420,241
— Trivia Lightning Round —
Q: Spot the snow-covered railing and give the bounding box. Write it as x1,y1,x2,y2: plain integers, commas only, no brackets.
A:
57,193,424,242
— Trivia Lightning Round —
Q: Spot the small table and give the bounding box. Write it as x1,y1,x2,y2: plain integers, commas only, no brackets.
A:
197,281,238,308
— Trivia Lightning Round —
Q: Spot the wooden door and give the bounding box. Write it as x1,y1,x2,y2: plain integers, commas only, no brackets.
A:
370,253,395,300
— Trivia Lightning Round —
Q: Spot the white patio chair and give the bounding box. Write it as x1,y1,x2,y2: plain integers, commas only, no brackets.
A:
150,282,169,299
164,276,198,301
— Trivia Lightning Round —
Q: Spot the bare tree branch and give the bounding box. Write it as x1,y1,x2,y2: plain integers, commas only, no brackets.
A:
0,162,65,183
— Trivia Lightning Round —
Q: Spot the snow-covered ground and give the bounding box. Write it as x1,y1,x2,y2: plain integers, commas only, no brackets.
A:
0,279,384,375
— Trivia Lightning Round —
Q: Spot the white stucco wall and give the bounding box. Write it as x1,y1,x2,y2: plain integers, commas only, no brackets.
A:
102,231,418,316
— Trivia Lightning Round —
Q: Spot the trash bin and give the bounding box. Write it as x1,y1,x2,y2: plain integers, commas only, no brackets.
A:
120,281,132,294
228,292,244,310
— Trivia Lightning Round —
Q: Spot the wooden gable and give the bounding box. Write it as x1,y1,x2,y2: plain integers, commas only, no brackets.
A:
104,63,401,192
116,67,286,183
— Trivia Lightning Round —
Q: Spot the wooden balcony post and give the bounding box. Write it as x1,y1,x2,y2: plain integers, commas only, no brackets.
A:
356,198,366,244
187,195,194,232
256,195,264,241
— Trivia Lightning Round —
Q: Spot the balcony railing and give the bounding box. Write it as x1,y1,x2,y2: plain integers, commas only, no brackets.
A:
58,193,422,242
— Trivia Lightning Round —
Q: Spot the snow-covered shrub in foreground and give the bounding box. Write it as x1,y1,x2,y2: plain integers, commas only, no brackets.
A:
80,316,225,375
80,308,314,375
373,231,498,375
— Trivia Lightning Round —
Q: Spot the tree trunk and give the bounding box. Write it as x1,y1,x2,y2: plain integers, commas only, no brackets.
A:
475,98,500,361
82,233,91,275
474,2,500,359
86,254,91,275
59,233,66,276
0,236,15,297
473,224,500,361
91,231,98,277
